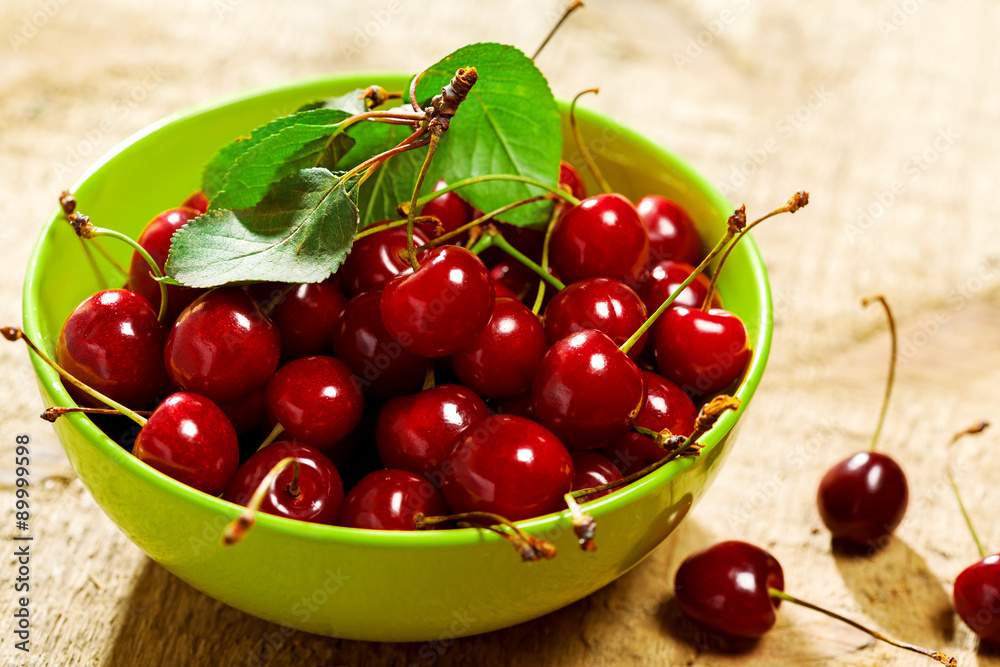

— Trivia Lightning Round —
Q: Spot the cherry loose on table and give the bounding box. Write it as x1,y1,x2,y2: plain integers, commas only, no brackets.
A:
337,469,449,531
816,451,909,548
636,195,702,266
165,286,282,405
954,554,1000,643
127,207,206,322
133,392,240,496
543,277,648,360
654,305,750,397
340,225,431,299
57,288,170,410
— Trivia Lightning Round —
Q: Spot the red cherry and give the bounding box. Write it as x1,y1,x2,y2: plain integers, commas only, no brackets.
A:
332,291,431,397
543,277,648,360
488,391,535,420
603,372,698,473
954,554,1000,643
549,193,650,286
56,289,169,410
337,469,449,530
222,441,344,525
636,195,702,266
375,384,489,480
440,415,574,521
531,329,646,449
569,451,622,499
417,179,475,239
559,160,587,201
654,305,750,397
269,279,347,360
133,392,239,496
380,245,495,358
674,540,785,639
452,296,548,398
816,452,909,548
127,207,207,322
638,260,718,314
165,287,281,405
264,356,364,452
181,191,209,214
489,258,538,299
340,225,430,299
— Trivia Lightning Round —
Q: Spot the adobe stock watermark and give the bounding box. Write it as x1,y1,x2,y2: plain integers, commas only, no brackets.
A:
876,0,928,37
843,125,960,244
50,65,165,180
339,0,405,62
673,0,752,71
7,0,72,53
717,84,834,196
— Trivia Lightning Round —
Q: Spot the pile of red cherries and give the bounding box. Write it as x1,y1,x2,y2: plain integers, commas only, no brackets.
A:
53,160,751,535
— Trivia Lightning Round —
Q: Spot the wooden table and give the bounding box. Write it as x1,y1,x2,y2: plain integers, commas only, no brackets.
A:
2,0,999,664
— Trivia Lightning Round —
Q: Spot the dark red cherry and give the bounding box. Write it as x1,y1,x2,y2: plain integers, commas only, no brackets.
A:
417,179,475,239
570,451,622,500
532,329,646,449
559,160,587,201
543,277,648,360
340,225,431,299
165,287,281,405
133,392,239,496
549,193,650,286
654,305,750,397
127,207,207,322
265,356,364,452
440,415,574,521
270,279,347,360
56,288,169,410
333,292,431,397
375,384,489,480
674,540,785,639
181,191,209,214
488,391,535,420
222,441,344,525
604,372,698,472
380,245,495,358
816,451,908,548
636,195,702,266
337,469,449,530
452,297,548,398
489,258,538,300
218,388,265,436
954,554,1000,643
638,260,719,314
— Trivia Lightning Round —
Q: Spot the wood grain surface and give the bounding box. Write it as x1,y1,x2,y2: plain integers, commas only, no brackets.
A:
2,0,999,665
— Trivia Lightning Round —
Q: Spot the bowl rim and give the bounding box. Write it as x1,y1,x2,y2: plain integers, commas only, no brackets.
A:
22,70,773,546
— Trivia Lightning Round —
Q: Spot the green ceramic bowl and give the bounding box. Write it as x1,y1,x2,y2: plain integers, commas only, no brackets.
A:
23,72,771,642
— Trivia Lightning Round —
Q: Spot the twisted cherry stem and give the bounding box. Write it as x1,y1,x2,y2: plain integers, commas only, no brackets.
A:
41,406,153,423
407,174,580,212
532,0,584,59
532,198,566,315
861,294,897,453
768,589,957,666
619,206,748,355
483,228,565,291
946,421,991,559
569,88,612,194
702,190,809,312
414,511,557,562
222,457,301,547
415,194,554,251
256,422,286,452
2,327,147,427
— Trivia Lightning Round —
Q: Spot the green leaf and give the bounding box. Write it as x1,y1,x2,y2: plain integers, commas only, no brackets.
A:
211,124,354,211
296,89,370,115
201,108,352,200
167,168,359,287
412,43,562,227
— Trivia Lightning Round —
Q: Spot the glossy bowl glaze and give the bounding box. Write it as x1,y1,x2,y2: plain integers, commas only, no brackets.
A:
23,72,772,641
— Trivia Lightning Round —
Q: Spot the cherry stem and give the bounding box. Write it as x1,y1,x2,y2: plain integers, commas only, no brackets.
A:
571,395,740,502
41,406,153,423
702,191,809,312
414,511,557,562
60,193,127,280
2,327,147,427
407,174,580,212
256,422,285,452
404,132,443,270
422,365,436,391
946,421,991,559
532,199,566,315
415,194,554,252
76,237,110,289
341,128,429,186
531,0,584,60
861,294,896,453
222,457,301,547
768,589,957,666
354,216,438,239
409,69,425,112
484,228,565,291
564,493,597,551
619,207,748,355
569,88,611,194
633,425,675,447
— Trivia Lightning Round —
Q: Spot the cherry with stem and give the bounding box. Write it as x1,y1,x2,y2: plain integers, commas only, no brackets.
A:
415,511,557,563
569,88,612,194
59,191,127,283
531,198,567,315
222,456,300,546
41,406,153,423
